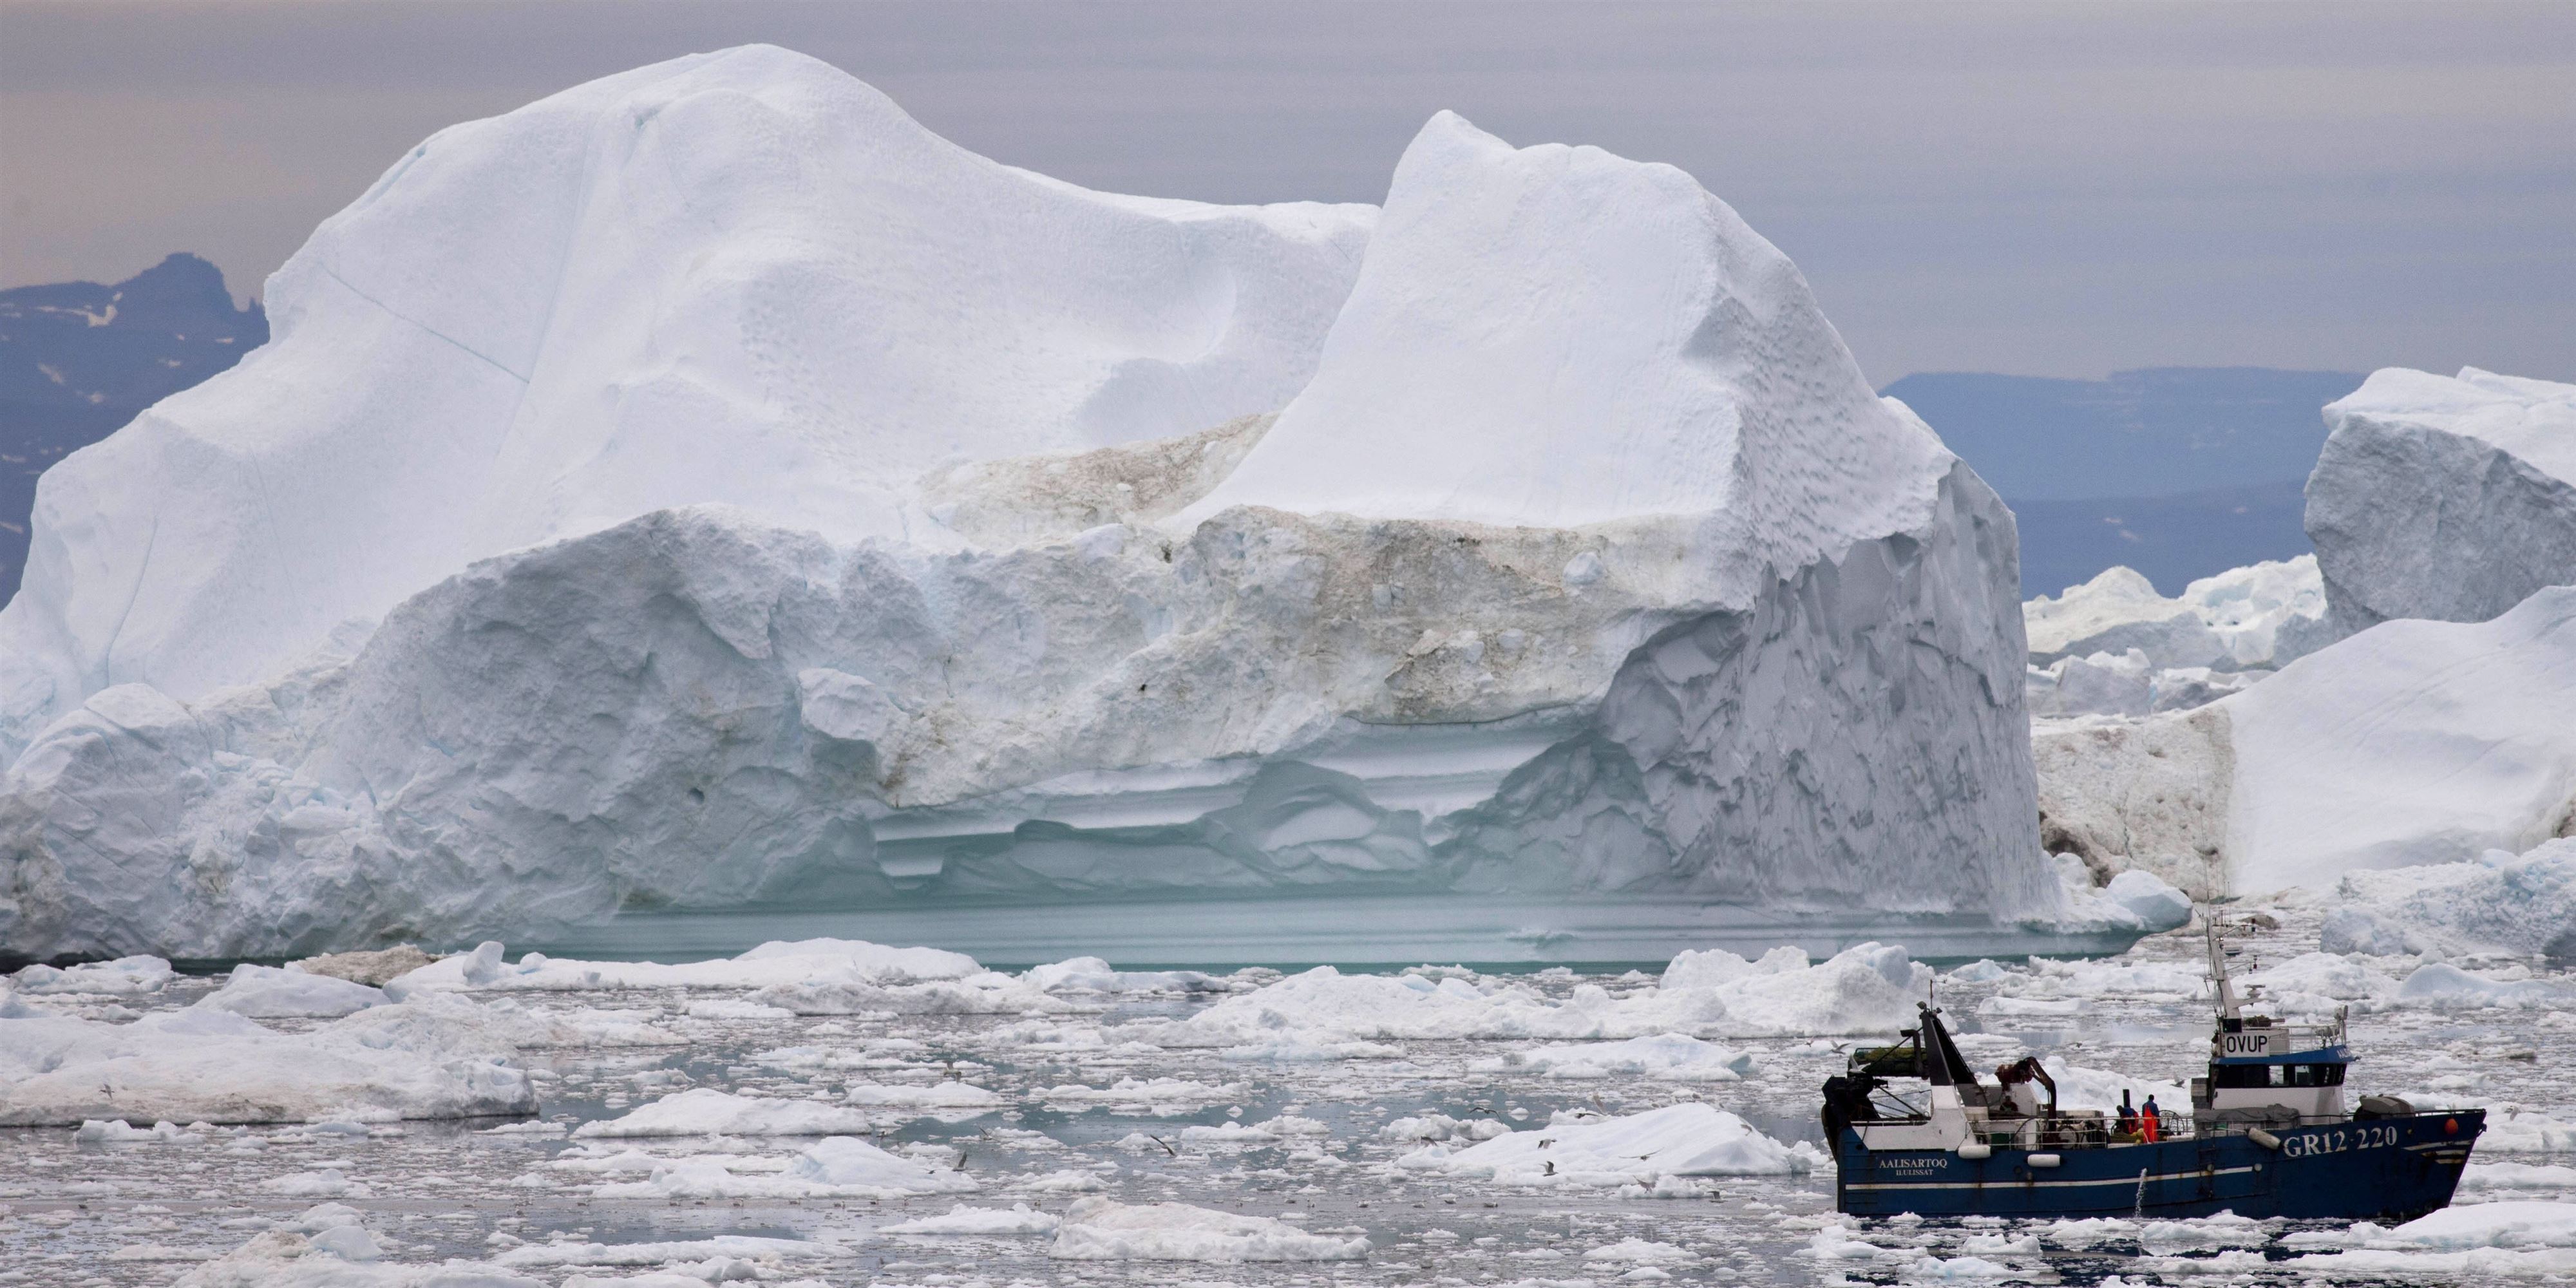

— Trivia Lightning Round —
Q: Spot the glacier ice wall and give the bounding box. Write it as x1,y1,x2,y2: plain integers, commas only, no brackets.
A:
2308,367,2576,640
0,57,2063,960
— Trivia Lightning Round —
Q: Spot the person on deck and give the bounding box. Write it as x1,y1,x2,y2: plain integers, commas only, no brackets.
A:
2116,1091,2139,1141
2142,1095,2164,1142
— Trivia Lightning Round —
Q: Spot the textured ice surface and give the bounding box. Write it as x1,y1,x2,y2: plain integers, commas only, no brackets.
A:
0,56,2058,962
2025,648,2260,719
1050,1198,1369,1262
2322,840,2576,958
0,998,536,1125
2309,368,2576,639
2227,588,2576,890
2026,559,2322,667
1397,1103,1819,1186
2025,567,2228,668
198,964,388,1019
1139,943,1931,1049
569,1090,875,1139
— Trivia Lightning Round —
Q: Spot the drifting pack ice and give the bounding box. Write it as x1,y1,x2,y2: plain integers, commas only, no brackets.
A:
0,46,2076,961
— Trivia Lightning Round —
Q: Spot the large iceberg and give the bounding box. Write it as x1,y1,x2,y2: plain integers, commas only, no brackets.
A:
2037,586,2576,896
0,49,2070,961
2307,368,2576,639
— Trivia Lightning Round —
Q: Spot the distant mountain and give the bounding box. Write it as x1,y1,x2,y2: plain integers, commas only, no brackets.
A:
0,254,266,605
1882,367,2367,596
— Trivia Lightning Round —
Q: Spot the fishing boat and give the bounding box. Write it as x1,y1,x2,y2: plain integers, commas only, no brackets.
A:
1821,920,2483,1218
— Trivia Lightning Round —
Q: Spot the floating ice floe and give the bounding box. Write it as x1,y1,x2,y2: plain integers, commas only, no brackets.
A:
9,954,173,995
842,1080,1004,1117
199,963,389,1018
589,1135,976,1200
2285,1198,2576,1278
883,1203,1063,1235
261,1168,368,1197
571,1088,875,1138
173,1203,543,1287
289,944,441,987
1141,944,1929,1054
2321,839,2576,959
1177,1116,1330,1144
75,1118,205,1144
1398,1103,1820,1187
1048,1198,1368,1262
2465,1162,2576,1190
1584,1238,1700,1265
1470,1033,1757,1081
1035,1077,1242,1108
0,997,535,1126
2395,962,2576,1009
492,1233,838,1268
2483,1109,2576,1154
1022,957,1231,994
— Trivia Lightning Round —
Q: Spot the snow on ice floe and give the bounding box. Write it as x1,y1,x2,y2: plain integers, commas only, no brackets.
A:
2310,368,2576,639
492,1233,838,1269
9,953,173,995
0,996,540,1126
883,1202,1063,1235
173,1202,549,1287
1468,1033,1757,1081
1399,1103,1820,1188
1133,944,1930,1053
75,1117,205,1144
570,1088,874,1138
587,1135,978,1200
198,963,389,1018
1048,1198,1368,1262
2284,1199,2576,1278
1021,956,1229,994
0,52,2058,963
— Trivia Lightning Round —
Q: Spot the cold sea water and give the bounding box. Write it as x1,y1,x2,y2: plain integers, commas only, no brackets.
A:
11,908,2576,1287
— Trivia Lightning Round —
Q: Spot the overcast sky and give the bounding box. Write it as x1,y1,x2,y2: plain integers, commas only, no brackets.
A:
3,0,2570,383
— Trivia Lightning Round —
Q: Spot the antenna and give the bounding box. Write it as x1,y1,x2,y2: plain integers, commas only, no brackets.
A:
2204,915,2241,1021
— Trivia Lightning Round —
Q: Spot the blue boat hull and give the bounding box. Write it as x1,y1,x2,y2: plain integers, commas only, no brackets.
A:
1835,1111,2484,1220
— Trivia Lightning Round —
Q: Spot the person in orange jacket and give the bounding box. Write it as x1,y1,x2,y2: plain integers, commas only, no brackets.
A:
2141,1095,2163,1142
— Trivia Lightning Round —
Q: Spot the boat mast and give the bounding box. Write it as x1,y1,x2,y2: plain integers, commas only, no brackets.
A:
2206,918,2242,1021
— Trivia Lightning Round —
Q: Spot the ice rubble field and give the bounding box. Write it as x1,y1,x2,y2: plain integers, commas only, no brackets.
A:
12,905,2576,1287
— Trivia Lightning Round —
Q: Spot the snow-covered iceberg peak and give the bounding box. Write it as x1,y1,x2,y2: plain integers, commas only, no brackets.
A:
1188,111,1947,558
0,44,1374,747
